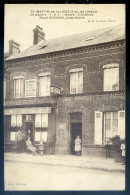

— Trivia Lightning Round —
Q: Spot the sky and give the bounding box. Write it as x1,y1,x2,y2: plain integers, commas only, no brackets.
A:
4,4,125,53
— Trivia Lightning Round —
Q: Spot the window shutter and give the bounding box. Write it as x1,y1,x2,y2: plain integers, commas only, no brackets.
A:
118,110,125,139
94,111,103,145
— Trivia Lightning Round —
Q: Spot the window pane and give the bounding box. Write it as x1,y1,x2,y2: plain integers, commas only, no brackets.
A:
20,79,23,97
15,79,19,97
105,119,111,131
46,76,51,96
39,76,51,96
104,112,119,143
78,71,83,93
104,69,112,91
105,112,111,119
40,77,46,96
113,119,118,131
111,68,119,91
113,112,118,119
70,72,76,94
14,78,23,98
104,67,119,91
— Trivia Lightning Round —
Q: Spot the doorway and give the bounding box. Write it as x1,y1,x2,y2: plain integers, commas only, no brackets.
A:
25,122,33,141
70,122,82,155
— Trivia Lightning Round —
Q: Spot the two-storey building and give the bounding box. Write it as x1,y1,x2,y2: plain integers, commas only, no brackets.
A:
4,24,125,156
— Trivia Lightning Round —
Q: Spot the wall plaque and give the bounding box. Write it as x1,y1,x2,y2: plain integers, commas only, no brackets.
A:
25,79,36,97
59,123,66,130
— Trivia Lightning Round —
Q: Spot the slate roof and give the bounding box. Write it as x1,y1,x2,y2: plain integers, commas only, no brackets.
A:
6,24,125,61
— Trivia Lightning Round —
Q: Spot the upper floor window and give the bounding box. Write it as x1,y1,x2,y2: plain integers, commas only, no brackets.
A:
69,68,83,94
13,76,24,98
103,63,119,91
39,72,51,96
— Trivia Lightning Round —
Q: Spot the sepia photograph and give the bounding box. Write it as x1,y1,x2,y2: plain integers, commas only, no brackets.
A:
4,4,125,191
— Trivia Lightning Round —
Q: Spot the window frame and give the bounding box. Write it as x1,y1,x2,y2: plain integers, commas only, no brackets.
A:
104,111,118,143
103,63,119,92
69,68,83,94
39,72,51,97
13,76,24,98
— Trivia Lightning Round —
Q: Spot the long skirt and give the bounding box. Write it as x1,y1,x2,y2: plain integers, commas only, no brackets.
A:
27,146,36,153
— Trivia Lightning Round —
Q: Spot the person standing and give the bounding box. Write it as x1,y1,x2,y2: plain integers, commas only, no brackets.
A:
120,142,125,165
16,130,25,153
75,135,81,156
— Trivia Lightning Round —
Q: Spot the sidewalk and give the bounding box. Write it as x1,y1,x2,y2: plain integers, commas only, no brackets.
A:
4,152,125,173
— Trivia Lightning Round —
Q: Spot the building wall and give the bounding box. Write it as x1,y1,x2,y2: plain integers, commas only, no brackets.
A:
55,93,125,156
5,41,125,100
4,40,125,156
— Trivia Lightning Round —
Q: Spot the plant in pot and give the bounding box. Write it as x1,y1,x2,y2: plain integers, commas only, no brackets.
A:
109,135,124,162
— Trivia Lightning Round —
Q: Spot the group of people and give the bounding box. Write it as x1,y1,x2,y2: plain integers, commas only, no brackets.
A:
15,131,125,164
16,130,37,155
16,130,82,156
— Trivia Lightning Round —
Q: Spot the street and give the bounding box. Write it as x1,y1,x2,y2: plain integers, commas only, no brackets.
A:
4,161,125,191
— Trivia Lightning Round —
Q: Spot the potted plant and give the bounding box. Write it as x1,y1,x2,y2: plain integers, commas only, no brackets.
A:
109,135,124,162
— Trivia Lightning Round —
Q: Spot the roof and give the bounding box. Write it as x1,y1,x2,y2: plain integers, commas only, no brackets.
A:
6,24,125,61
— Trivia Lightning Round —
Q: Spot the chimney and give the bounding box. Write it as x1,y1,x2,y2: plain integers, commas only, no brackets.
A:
33,25,45,45
9,40,20,55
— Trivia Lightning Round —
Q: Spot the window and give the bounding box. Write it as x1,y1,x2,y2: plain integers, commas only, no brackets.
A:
11,114,22,127
104,112,118,143
10,132,17,141
39,72,51,96
13,76,24,98
103,63,119,91
70,68,83,94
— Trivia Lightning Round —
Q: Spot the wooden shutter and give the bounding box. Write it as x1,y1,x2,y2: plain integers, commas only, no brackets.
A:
94,111,103,145
118,110,125,139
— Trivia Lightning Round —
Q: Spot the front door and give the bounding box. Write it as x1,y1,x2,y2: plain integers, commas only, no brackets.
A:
25,122,33,141
70,122,82,155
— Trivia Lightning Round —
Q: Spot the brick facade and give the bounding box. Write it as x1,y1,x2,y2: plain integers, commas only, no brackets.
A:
4,38,125,157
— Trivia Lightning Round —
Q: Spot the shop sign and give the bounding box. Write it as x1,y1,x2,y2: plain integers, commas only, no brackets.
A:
25,79,36,97
4,107,51,115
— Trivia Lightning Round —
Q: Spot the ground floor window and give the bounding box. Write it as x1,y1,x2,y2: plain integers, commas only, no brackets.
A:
35,131,48,142
10,131,17,141
94,110,125,145
104,112,118,143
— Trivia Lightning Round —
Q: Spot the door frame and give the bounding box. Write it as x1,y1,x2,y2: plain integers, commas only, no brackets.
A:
68,111,83,155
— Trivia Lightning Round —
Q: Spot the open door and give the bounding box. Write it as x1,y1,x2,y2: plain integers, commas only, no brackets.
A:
70,123,82,155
